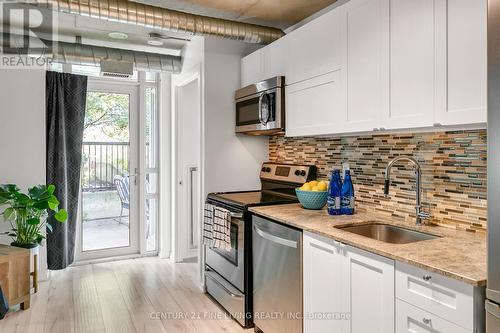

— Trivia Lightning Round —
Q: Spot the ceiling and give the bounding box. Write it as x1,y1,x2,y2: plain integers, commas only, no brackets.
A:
135,0,339,29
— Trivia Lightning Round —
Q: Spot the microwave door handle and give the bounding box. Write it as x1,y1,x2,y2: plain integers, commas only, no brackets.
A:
258,93,264,125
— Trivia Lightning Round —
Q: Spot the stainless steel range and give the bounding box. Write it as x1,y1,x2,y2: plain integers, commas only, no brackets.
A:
204,162,316,328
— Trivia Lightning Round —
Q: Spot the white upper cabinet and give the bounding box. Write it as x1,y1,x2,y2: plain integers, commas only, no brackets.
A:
241,49,264,87
241,0,487,135
385,0,436,129
434,0,487,125
287,9,342,85
286,71,343,137
339,0,389,133
263,35,289,79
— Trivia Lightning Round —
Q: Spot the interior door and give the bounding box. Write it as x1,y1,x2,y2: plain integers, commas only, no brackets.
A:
75,81,140,261
173,70,202,262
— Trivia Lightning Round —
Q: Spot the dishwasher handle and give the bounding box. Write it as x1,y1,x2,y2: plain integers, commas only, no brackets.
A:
254,224,298,248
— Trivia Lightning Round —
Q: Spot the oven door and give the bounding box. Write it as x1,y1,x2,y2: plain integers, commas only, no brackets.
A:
235,88,282,134
205,211,245,292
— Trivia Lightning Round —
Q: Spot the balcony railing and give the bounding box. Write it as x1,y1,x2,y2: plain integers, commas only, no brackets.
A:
81,142,129,191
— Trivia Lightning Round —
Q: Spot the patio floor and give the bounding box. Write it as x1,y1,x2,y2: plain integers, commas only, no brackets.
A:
83,217,130,251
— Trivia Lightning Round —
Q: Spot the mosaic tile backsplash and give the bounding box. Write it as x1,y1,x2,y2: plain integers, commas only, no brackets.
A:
269,130,487,232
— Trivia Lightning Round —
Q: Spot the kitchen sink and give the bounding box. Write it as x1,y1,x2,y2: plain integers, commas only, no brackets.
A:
335,223,440,244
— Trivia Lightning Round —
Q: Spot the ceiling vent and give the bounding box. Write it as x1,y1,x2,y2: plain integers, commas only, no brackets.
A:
100,60,134,78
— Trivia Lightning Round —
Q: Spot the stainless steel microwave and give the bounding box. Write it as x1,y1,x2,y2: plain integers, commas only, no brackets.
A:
235,76,285,135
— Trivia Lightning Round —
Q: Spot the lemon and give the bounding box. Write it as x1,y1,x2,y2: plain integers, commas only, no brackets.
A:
317,182,328,191
311,186,321,192
301,183,312,191
308,180,319,187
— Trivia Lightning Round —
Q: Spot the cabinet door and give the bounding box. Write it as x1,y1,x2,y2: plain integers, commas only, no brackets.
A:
303,232,348,333
286,71,344,137
288,9,342,85
435,0,487,126
263,35,289,79
345,245,395,333
385,0,435,129
396,299,471,333
340,0,389,132
241,49,264,87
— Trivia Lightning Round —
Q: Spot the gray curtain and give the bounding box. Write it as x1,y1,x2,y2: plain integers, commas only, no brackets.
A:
46,71,87,270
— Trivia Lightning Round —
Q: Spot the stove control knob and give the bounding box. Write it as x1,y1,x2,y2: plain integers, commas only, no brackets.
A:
265,167,272,173
261,167,266,172
300,170,307,177
294,170,301,176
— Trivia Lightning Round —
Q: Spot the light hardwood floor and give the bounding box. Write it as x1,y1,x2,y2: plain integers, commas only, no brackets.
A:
0,257,251,333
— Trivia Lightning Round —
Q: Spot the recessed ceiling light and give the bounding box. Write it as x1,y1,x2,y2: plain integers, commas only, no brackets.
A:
147,37,164,46
108,32,128,40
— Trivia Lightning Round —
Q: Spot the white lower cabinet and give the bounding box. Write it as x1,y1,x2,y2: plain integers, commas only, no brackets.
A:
396,299,470,333
303,233,484,333
303,232,394,333
346,245,394,333
303,232,349,333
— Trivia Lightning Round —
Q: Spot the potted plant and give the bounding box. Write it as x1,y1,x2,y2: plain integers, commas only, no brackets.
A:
0,184,67,249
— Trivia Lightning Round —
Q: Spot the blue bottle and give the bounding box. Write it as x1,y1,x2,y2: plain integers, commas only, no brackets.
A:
340,170,355,215
327,169,342,215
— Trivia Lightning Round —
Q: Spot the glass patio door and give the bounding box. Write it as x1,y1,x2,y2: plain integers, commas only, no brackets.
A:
75,81,140,261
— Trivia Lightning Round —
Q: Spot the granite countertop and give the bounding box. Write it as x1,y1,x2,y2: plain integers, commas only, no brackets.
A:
249,204,487,287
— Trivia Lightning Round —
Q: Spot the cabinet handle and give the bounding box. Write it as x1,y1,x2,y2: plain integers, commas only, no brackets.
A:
422,318,432,325
423,275,432,281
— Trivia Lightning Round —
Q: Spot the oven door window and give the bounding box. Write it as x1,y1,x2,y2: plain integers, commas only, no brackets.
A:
212,221,238,266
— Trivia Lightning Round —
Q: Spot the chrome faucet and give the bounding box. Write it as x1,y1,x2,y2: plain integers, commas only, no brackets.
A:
384,156,430,225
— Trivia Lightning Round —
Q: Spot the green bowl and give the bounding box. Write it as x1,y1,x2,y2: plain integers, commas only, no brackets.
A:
296,188,328,210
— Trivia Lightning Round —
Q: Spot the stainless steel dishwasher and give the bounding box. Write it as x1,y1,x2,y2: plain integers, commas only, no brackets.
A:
252,215,302,333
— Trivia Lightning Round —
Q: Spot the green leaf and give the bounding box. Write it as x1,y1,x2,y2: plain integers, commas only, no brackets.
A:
48,195,60,210
33,201,49,210
14,193,30,205
54,209,68,222
47,184,55,195
28,185,47,200
3,207,15,220
46,223,53,233
36,234,44,244
27,217,40,225
0,184,19,193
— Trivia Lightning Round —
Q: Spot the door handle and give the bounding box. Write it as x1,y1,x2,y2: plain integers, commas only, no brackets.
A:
189,167,198,249
254,225,298,248
129,168,139,185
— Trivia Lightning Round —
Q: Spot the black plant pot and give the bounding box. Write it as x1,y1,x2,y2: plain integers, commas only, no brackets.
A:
10,242,39,249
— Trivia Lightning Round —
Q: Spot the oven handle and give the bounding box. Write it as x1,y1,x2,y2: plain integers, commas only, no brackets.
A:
254,225,298,248
229,211,243,219
205,270,243,299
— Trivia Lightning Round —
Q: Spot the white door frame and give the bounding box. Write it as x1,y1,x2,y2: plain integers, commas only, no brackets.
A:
75,80,141,262
172,65,203,263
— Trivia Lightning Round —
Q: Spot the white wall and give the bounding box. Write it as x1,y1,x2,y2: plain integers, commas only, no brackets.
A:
204,37,268,194
0,68,47,277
